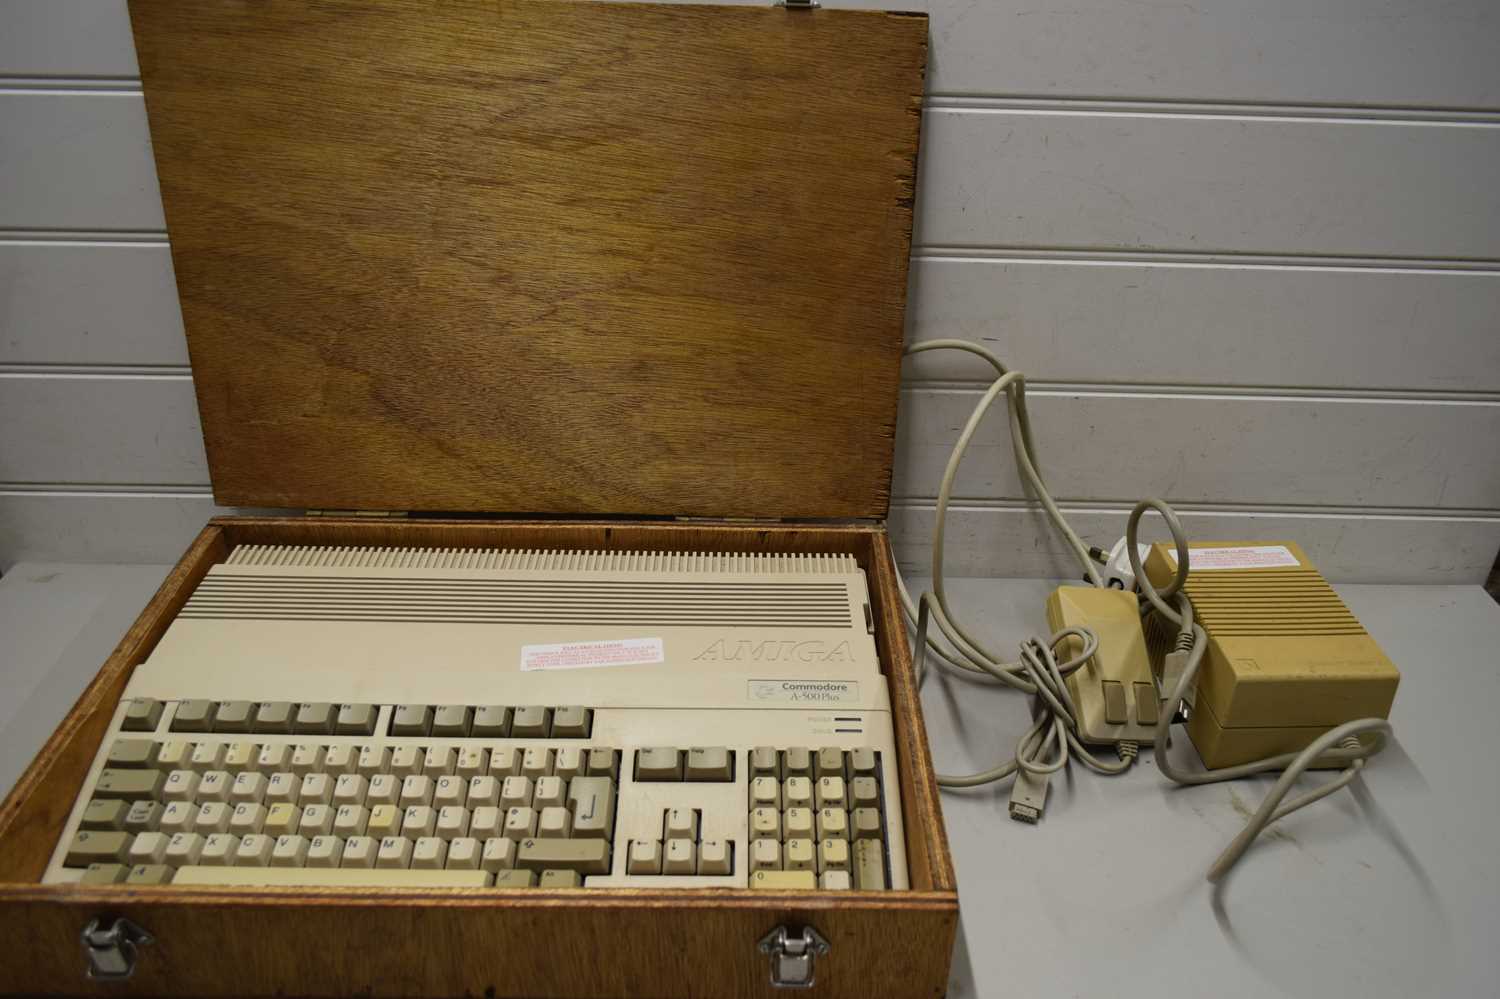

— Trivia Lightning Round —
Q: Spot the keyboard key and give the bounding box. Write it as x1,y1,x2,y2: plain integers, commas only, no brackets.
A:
171,699,217,733
335,703,378,736
366,805,401,838
494,870,536,888
124,800,163,834
194,802,232,834
586,748,618,779
852,839,886,890
481,837,516,872
553,747,585,780
783,807,814,841
510,706,551,738
323,744,358,775
412,837,446,869
272,834,310,867
342,836,377,869
400,775,433,807
223,741,260,772
819,838,850,873
95,768,167,800
333,804,369,837
128,831,169,865
300,773,333,805
848,747,878,776
236,834,274,866
264,803,301,837
489,747,522,778
537,806,571,839
172,866,491,888
376,836,413,869
200,833,238,866
390,746,423,778
663,839,696,874
431,705,472,737
851,807,883,840
539,869,582,888
627,839,662,875
390,704,432,737
106,739,157,769
749,839,781,873
198,770,232,803
229,802,266,835
433,775,466,808
751,870,816,890
122,698,164,732
191,742,228,770
253,702,295,734
566,777,615,840
783,748,812,778
820,870,852,890
850,776,880,809
213,700,256,733
81,863,130,884
436,805,469,838
467,776,500,808
815,747,846,779
154,739,195,772
446,837,481,870
293,703,336,735
750,776,780,810
471,705,511,737
784,839,815,872
698,839,732,875
126,863,175,885
532,776,565,809
500,777,532,810
750,808,780,841
686,746,733,782
423,747,457,778
664,807,698,841
159,801,195,835
817,808,848,841
402,805,436,838
300,804,335,837
521,747,553,780
333,774,367,806
517,837,611,875
751,747,780,777
783,777,813,810
164,832,205,866
290,744,326,776
307,835,345,868
816,776,846,809
455,747,488,778
356,745,391,776
256,744,292,773
550,706,592,738
634,747,681,781
470,806,503,840
504,807,537,841
366,774,399,806
264,772,299,804
82,799,130,831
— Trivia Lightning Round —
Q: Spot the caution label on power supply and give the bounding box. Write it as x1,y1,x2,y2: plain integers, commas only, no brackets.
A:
520,637,664,671
1166,544,1301,570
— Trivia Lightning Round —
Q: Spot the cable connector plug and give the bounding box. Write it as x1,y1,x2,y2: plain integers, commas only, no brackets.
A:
1161,628,1196,708
1117,740,1139,765
1008,770,1049,823
1100,537,1153,591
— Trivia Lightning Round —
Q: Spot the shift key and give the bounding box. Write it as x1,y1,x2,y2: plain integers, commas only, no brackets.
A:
93,769,167,800
66,830,132,867
516,838,612,875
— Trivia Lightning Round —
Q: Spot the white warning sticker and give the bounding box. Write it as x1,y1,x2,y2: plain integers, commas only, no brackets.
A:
1166,545,1300,570
520,637,664,672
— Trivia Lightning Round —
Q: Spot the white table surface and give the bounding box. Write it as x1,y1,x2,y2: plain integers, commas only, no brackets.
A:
1,563,1497,998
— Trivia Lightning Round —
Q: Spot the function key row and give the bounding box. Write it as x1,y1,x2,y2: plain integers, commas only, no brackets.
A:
123,699,594,739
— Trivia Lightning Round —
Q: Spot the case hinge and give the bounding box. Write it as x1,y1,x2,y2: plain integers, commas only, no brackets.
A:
81,916,153,982
305,510,410,518
758,925,830,989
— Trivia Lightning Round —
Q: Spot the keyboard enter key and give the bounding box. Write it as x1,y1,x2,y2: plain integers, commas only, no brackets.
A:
566,777,615,839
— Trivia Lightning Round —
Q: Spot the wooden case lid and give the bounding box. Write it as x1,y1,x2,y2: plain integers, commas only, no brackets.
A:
129,0,927,519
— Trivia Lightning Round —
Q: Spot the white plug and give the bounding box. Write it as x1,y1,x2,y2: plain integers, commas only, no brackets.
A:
1100,538,1152,591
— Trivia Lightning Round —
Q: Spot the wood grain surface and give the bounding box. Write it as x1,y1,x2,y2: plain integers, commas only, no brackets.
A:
127,0,926,519
0,515,956,996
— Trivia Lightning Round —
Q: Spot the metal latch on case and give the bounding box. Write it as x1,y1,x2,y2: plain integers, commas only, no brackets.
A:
81,916,153,981
759,925,831,989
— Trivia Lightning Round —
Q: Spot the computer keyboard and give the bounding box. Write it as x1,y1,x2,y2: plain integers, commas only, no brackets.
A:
44,547,909,890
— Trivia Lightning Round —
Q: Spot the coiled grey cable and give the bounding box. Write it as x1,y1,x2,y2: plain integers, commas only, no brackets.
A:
900,342,1394,880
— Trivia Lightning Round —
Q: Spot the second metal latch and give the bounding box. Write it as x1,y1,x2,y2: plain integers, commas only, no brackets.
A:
81,916,153,982
759,925,831,989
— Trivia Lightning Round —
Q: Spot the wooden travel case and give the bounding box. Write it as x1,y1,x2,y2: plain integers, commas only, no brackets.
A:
0,2,955,995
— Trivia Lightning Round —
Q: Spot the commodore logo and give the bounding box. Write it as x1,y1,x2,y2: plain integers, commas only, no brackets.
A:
695,639,854,663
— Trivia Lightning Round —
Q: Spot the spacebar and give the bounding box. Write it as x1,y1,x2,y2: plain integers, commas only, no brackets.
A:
172,867,492,888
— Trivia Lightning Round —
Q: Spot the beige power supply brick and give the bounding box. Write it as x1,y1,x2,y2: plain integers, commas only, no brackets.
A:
1142,541,1399,769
